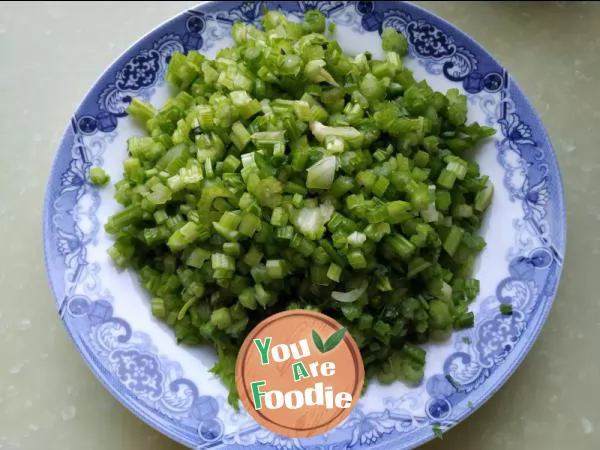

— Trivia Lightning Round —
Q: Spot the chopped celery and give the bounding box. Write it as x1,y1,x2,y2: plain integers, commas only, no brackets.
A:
105,9,495,409
306,155,337,190
89,167,110,186
327,263,342,282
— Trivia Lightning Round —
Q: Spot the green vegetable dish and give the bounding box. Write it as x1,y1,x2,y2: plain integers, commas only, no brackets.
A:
102,10,495,406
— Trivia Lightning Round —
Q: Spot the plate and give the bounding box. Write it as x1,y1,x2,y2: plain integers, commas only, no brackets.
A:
43,1,566,448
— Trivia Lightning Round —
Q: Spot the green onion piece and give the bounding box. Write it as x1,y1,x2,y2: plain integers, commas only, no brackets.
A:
429,300,452,329
347,249,367,269
90,167,110,186
381,27,408,55
211,253,235,272
386,200,412,224
332,280,368,303
251,130,286,151
186,247,211,268
455,312,475,329
213,221,240,241
167,222,207,252
475,181,494,212
319,240,344,267
222,155,241,174
306,156,337,190
218,210,241,230
366,204,389,224
238,213,262,237
285,181,308,196
358,314,373,331
328,176,354,198
309,121,363,148
372,176,390,198
413,150,430,168
443,226,464,257
230,90,261,119
266,260,287,279
327,263,342,282
178,296,200,320
255,283,272,307
127,97,157,125
453,204,473,218
254,177,283,209
403,343,426,365
407,257,431,278
223,242,241,257
211,307,232,329
151,298,166,319
356,170,377,191
500,304,513,315
376,273,392,291
290,234,316,257
445,155,468,180
243,246,262,266
230,122,251,150
385,235,416,260
304,59,339,86
276,225,294,240
239,288,257,310
364,223,391,242
291,193,304,208
293,207,327,240
153,209,168,225
436,190,451,211
359,73,386,103
437,169,457,189
347,231,367,248
270,207,289,227
302,10,326,32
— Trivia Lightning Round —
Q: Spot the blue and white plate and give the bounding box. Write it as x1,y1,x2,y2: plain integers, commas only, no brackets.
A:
43,1,566,448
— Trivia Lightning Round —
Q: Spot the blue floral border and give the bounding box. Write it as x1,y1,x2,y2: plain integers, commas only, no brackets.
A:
43,2,565,449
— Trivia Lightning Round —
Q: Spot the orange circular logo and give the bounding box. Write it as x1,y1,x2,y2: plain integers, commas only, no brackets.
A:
235,310,364,437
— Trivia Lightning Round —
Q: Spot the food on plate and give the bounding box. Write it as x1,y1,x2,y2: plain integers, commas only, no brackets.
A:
102,10,495,405
89,166,110,186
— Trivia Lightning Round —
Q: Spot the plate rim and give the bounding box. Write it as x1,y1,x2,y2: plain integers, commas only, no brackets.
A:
42,1,567,448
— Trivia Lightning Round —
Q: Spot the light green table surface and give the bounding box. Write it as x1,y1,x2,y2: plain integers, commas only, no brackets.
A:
0,1,598,449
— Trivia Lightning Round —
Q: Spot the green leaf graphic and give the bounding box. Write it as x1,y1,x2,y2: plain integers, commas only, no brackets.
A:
312,329,325,352
323,327,347,353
